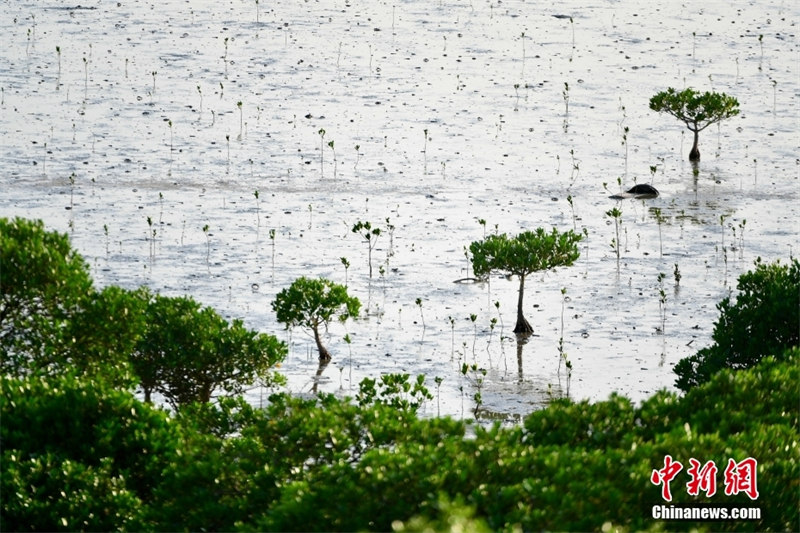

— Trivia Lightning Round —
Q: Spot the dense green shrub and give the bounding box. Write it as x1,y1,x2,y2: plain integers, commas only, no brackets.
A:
674,257,799,391
1,217,94,375
133,292,287,407
0,373,182,531
271,276,360,361
2,355,796,532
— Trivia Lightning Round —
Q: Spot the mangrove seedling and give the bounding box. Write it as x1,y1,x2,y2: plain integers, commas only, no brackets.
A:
253,190,260,228
354,144,361,171
469,313,478,359
352,220,381,278
56,46,61,89
673,263,682,288
423,128,429,174
202,224,210,269
82,56,88,99
167,120,174,162
146,216,155,263
340,256,350,286
557,287,569,376
649,88,740,161
318,128,326,177
494,300,504,337
434,376,443,416
271,276,361,361
447,316,456,359
415,297,425,329
566,195,576,231
461,363,486,417
67,172,75,210
653,207,666,257
225,134,231,169
237,101,243,139
606,207,623,265
469,227,582,335
622,126,629,175
328,140,337,179
269,228,276,277
103,224,110,256
657,272,667,333
384,217,396,260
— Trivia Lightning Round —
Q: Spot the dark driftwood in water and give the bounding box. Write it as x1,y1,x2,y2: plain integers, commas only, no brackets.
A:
609,184,659,200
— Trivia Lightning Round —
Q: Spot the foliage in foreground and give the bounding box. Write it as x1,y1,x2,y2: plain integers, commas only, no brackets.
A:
3,353,797,532
674,257,799,391
1,216,287,407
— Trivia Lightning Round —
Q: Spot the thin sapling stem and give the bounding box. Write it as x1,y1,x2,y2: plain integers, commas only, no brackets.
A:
318,128,326,178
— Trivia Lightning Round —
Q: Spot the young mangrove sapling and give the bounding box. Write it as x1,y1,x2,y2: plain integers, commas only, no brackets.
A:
352,220,381,278
469,227,582,335
649,87,740,161
271,276,361,361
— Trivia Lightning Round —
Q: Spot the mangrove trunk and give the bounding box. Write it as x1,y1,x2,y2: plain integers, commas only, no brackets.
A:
514,274,534,335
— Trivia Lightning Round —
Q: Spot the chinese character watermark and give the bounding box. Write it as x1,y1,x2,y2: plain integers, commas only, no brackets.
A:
651,456,759,502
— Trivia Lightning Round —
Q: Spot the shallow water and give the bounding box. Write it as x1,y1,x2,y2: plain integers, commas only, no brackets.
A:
1,0,797,420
